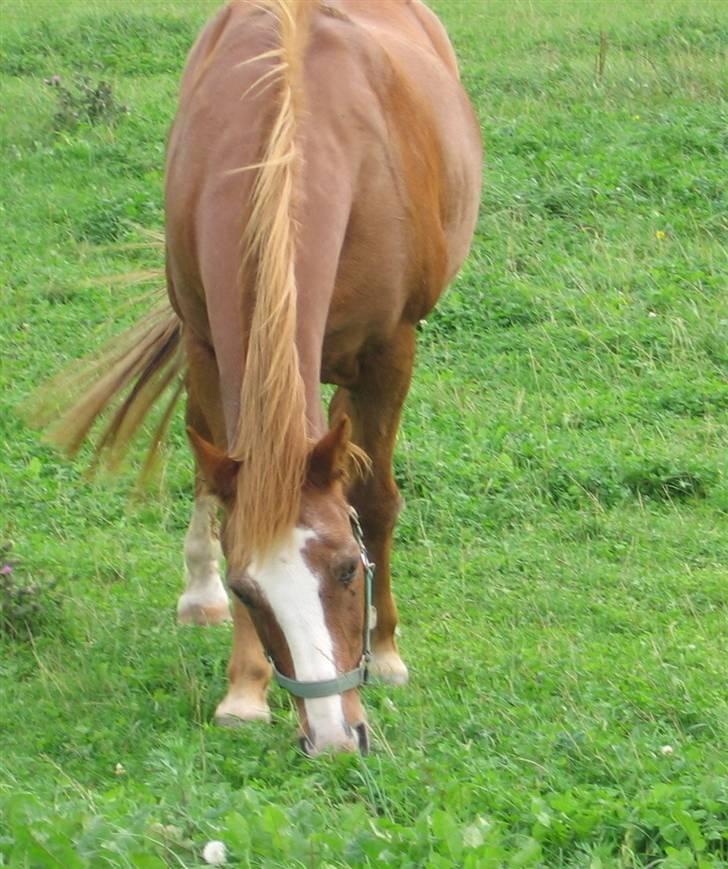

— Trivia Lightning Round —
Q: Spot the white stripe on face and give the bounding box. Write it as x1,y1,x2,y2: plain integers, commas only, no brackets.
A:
248,527,352,750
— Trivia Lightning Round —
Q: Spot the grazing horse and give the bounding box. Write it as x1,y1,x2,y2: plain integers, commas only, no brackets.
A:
35,0,481,756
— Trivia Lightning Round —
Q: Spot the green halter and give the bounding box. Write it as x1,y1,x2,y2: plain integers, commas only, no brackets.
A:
269,508,375,699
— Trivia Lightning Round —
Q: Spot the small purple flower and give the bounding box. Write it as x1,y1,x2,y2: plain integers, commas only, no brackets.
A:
44,75,62,87
1,564,12,575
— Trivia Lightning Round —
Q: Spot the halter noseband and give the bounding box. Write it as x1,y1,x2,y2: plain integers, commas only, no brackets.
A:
263,509,375,700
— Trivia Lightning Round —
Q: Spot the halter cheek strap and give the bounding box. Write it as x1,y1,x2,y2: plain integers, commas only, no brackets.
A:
267,508,375,699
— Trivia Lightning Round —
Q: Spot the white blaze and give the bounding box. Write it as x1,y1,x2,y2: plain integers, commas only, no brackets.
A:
248,527,348,747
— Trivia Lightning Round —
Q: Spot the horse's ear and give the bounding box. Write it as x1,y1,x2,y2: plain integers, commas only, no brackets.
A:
308,415,352,487
186,427,239,501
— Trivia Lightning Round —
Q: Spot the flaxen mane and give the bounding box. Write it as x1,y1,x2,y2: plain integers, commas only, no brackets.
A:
228,0,317,563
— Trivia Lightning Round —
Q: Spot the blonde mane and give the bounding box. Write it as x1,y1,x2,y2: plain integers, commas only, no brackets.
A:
228,0,317,563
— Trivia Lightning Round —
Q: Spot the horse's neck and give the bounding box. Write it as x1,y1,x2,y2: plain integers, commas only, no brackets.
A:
295,309,328,442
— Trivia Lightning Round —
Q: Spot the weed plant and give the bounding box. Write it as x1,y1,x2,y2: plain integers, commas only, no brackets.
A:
0,543,62,640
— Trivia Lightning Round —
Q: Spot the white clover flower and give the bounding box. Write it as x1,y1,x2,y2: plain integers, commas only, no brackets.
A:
660,745,674,756
203,840,227,865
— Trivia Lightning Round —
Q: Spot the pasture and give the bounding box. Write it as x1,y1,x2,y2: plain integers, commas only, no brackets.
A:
1,0,727,864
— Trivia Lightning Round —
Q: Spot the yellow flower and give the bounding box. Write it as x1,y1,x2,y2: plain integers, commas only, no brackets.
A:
655,230,666,240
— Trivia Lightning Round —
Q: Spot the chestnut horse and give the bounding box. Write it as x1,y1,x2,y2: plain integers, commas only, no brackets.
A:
35,0,481,755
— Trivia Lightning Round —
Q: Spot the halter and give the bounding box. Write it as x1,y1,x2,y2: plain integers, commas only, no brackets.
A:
267,508,375,699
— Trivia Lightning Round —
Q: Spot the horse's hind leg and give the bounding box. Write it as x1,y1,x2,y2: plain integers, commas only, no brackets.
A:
329,325,415,685
177,480,231,626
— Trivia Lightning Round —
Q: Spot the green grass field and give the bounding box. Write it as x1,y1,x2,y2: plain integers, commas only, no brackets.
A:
1,0,727,865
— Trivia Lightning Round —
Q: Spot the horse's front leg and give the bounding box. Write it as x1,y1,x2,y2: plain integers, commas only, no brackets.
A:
330,325,416,685
182,336,272,722
214,598,272,724
177,485,272,721
177,484,231,626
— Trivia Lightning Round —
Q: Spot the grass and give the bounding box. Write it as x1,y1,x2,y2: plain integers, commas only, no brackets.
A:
1,0,727,865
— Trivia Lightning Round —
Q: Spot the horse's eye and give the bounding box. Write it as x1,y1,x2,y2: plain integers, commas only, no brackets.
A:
337,559,358,586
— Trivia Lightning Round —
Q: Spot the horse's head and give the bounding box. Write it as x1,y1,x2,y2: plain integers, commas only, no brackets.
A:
189,418,370,756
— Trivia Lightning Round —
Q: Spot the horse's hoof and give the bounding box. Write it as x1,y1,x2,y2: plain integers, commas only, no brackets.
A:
177,598,231,626
214,695,271,726
369,650,409,685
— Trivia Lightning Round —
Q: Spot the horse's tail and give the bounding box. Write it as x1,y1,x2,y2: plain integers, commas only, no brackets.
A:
228,0,316,562
25,289,186,481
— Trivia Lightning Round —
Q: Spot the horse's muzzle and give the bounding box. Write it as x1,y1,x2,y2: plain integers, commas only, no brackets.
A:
299,721,369,757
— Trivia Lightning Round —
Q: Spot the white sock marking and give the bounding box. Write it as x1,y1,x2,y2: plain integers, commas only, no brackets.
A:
180,495,228,608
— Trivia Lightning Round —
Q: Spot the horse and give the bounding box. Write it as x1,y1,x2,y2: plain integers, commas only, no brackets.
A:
33,0,481,756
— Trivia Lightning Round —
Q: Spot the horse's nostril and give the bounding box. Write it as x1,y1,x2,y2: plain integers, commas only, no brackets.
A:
355,722,370,756
299,735,314,757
